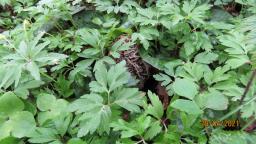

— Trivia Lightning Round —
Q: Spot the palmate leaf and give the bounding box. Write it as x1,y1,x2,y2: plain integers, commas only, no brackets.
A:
69,61,144,137
113,88,144,113
111,115,162,140
177,62,208,82
182,0,211,23
132,27,159,50
1,31,67,87
90,61,130,93
69,93,111,137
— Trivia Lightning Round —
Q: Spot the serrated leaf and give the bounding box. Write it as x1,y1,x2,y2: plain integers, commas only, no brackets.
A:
153,73,172,86
107,61,129,91
144,121,162,140
90,61,130,93
111,119,139,138
69,94,111,137
147,91,164,119
113,88,144,113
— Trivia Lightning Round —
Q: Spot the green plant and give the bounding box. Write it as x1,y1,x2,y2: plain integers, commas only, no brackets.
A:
0,0,256,143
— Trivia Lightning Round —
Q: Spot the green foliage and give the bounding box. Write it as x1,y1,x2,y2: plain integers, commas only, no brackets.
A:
0,92,36,140
69,61,144,137
0,0,256,143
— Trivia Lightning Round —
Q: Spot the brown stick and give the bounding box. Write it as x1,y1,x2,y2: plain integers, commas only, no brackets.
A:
237,69,256,119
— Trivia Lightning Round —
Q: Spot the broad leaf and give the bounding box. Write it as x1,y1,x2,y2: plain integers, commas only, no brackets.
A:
0,92,24,116
172,78,199,100
171,99,202,115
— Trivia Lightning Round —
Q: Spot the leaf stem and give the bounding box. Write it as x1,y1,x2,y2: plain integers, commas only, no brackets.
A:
107,90,111,105
40,72,57,83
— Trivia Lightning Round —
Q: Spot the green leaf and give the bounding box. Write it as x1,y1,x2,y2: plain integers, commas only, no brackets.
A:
90,61,130,93
204,66,230,85
67,138,86,144
0,137,19,144
0,0,11,6
69,94,111,137
210,130,256,144
144,121,162,140
132,27,159,50
153,73,172,86
0,92,24,116
111,115,161,140
171,99,202,115
36,93,56,111
182,0,211,23
225,56,250,69
26,61,40,80
54,114,72,136
54,75,73,98
37,99,69,125
177,62,207,82
147,91,164,119
113,88,144,113
17,41,28,57
10,111,36,138
107,61,130,91
28,128,59,143
172,78,198,99
203,90,229,110
194,52,218,64
111,119,140,138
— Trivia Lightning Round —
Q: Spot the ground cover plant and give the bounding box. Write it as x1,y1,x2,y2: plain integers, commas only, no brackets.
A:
0,0,256,143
